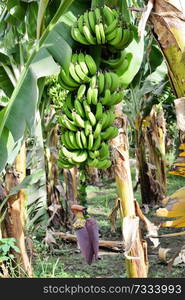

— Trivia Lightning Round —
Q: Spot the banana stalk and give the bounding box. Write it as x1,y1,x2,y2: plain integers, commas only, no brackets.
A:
110,103,148,278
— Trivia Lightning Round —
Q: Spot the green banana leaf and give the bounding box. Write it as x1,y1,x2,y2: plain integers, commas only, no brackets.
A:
119,29,144,88
0,0,88,173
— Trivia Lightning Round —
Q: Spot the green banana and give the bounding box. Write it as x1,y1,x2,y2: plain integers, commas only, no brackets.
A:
71,151,88,163
96,159,111,169
84,54,97,75
80,130,87,148
97,72,105,94
95,24,101,45
84,120,92,136
62,103,73,120
61,146,87,163
82,24,96,45
94,7,101,23
64,131,75,149
103,5,115,26
92,135,101,150
106,28,118,42
77,84,86,100
116,56,130,76
74,99,85,118
88,133,94,150
83,100,91,115
116,29,133,50
109,26,123,45
101,89,111,105
77,53,89,74
77,14,84,34
59,69,79,88
101,126,118,140
59,115,78,132
110,72,119,92
104,72,112,90
91,88,98,105
106,91,124,106
88,10,96,33
61,133,73,150
76,131,83,149
75,64,90,82
69,62,81,83
90,75,97,89
99,142,110,159
102,111,111,129
87,111,96,126
108,109,116,126
58,155,76,169
99,23,106,44
68,131,79,149
101,112,109,129
66,93,74,110
71,53,78,64
95,102,103,120
71,26,89,45
87,158,99,167
72,112,85,128
87,87,93,105
58,77,75,91
105,17,119,35
93,121,102,139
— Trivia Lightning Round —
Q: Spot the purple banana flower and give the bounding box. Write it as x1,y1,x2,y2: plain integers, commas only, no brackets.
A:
71,205,99,265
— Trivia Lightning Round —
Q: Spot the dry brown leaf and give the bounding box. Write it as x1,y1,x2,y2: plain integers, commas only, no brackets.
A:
135,201,160,248
122,216,140,259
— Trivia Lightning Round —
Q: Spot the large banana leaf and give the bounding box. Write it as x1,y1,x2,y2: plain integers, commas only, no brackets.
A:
0,0,88,173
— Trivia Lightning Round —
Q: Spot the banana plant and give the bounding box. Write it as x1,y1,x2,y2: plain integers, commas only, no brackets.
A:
0,0,90,276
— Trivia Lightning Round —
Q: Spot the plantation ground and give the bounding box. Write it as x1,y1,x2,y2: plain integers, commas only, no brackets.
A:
32,173,185,278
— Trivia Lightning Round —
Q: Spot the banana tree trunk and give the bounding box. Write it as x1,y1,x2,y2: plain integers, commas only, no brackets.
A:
136,115,154,205
150,0,185,171
63,167,78,228
4,143,32,277
110,104,148,278
138,105,166,205
45,124,66,228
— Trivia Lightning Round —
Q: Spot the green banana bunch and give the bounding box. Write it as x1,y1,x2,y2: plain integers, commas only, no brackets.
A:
71,8,107,45
71,5,133,50
59,53,97,90
57,5,135,170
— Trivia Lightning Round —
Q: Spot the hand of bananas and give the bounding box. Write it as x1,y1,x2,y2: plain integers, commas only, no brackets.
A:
58,70,122,169
71,6,133,50
57,6,131,170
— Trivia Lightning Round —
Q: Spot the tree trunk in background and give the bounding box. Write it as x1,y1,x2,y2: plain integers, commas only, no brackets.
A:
63,167,78,228
4,143,32,277
145,105,166,203
136,104,166,205
136,114,154,205
110,104,148,278
45,124,65,228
